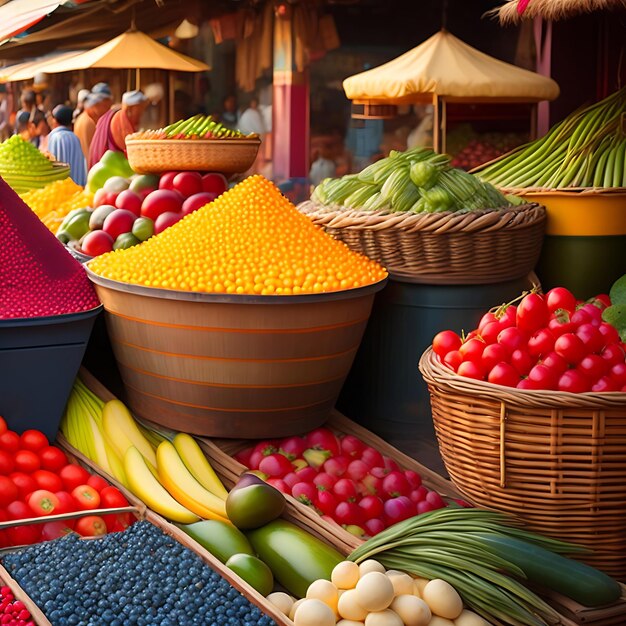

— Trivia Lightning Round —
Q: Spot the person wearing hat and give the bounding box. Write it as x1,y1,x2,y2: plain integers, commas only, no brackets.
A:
73,88,90,123
47,105,86,186
88,89,148,169
74,92,109,159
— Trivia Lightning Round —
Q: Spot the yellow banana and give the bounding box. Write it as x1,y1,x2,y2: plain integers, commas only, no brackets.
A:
124,446,199,524
156,441,230,522
102,400,157,469
173,433,229,500
103,432,129,487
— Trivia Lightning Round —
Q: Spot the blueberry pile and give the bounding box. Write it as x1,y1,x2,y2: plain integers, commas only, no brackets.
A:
2,521,278,626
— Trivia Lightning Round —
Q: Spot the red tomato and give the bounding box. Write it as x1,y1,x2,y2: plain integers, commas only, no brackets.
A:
577,355,608,381
558,370,591,393
28,490,60,516
528,363,559,390
601,343,626,366
593,294,612,309
498,305,517,328
459,338,486,363
554,333,587,365
516,293,549,333
39,446,68,472
576,323,605,354
6,500,32,520
7,524,41,546
0,417,7,436
19,429,48,452
478,311,497,330
488,362,521,387
545,287,577,313
59,464,91,492
13,450,40,474
528,328,556,358
55,491,77,514
0,431,20,454
0,476,18,507
610,363,626,386
591,376,619,392
479,320,504,345
509,349,534,376
541,352,569,376
32,470,63,493
9,472,38,500
86,475,109,493
497,327,528,352
72,485,101,510
442,350,462,372
104,513,134,533
548,314,576,337
41,520,74,541
457,360,485,380
98,486,127,510
0,509,10,547
517,378,541,390
432,330,462,358
75,515,107,537
0,450,14,475
597,322,620,347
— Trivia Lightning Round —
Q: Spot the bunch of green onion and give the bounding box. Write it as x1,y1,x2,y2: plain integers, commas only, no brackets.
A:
474,87,626,189
348,508,586,626
311,146,511,213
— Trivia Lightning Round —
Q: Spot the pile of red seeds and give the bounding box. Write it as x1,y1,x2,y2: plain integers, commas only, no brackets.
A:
0,585,35,626
0,177,99,319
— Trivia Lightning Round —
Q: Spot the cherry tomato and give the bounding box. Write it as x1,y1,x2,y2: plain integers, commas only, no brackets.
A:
509,349,534,376
528,328,556,357
577,355,608,381
601,343,625,366
571,308,593,326
457,360,485,380
99,486,129,509
541,352,569,375
478,311,497,330
6,500,32,520
13,450,40,474
7,524,41,546
481,343,510,372
546,287,577,313
459,338,486,362
442,350,462,372
32,470,63,493
516,293,549,333
9,472,37,500
576,323,605,353
0,417,7,436
75,515,107,537
497,327,528,352
19,429,49,452
528,364,559,390
597,322,620,347
592,294,611,309
558,370,591,393
87,475,109,493
59,464,91,492
609,363,626,386
71,485,101,510
479,320,504,344
554,333,587,365
498,305,517,328
0,450,14,476
0,509,10,548
28,489,60,516
0,477,18,507
517,378,541,390
591,376,619,392
41,520,74,541
39,446,68,473
488,362,520,387
0,431,20,454
548,314,576,337
432,330,462,358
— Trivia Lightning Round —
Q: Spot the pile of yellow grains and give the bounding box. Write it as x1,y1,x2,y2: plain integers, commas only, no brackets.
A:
88,175,387,295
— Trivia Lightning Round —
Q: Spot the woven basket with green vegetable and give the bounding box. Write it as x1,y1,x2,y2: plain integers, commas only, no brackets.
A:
298,147,546,284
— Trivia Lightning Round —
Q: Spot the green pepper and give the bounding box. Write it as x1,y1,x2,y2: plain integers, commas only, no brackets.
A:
246,519,344,598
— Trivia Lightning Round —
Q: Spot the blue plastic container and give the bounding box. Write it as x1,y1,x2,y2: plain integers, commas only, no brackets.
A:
0,306,102,440
337,275,535,448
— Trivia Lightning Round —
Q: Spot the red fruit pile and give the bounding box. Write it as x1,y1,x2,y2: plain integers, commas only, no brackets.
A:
0,418,133,547
433,288,626,392
0,177,99,319
0,586,34,626
234,428,452,538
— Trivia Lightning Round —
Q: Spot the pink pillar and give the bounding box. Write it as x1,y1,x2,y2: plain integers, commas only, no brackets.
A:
272,8,310,181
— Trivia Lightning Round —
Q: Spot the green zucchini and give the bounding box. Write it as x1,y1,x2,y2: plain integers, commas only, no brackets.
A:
475,533,621,607
246,519,343,598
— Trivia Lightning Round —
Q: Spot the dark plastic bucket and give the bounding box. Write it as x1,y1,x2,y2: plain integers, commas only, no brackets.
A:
337,274,535,446
535,234,626,300
0,306,102,440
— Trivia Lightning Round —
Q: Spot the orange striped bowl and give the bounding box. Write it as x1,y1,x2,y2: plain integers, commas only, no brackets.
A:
85,270,386,438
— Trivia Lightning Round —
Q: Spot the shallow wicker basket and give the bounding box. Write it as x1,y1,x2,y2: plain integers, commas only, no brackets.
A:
298,201,546,284
419,347,626,580
126,137,261,175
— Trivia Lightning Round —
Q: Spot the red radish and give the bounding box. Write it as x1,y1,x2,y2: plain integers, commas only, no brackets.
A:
339,435,365,458
80,230,113,257
102,209,136,240
332,478,358,502
294,466,317,484
383,456,400,473
154,211,183,235
364,518,385,536
173,171,203,198
234,447,254,467
417,500,437,515
201,172,228,195
305,428,340,456
278,436,307,461
360,447,384,469
346,459,369,482
358,474,383,496
258,453,293,478
358,495,384,521
315,490,337,516
409,486,429,503
404,470,422,489
283,472,300,490
382,471,411,499
425,490,446,509
115,190,142,216
334,501,364,526
323,455,349,477
314,472,338,491
384,496,416,524
291,482,317,505
266,478,289,494
370,467,390,479
181,192,218,216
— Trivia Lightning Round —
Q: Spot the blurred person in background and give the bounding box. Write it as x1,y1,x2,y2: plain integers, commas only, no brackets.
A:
74,92,108,159
47,104,86,186
220,94,238,129
73,88,90,123
88,90,148,168
15,89,36,134
238,96,266,175
0,84,9,141
143,82,165,129
35,111,51,153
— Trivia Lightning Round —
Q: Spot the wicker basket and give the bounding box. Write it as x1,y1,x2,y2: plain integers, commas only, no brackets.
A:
419,347,626,579
298,201,547,284
126,137,261,175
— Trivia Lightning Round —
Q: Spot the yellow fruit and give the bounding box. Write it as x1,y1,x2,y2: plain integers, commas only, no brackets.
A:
88,175,387,294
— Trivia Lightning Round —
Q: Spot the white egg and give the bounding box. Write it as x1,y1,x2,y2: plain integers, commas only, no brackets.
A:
358,559,387,576
338,589,368,621
265,591,294,616
294,598,336,626
454,609,491,626
355,572,395,612
306,578,339,614
364,608,404,626
332,561,361,589
387,572,414,596
391,594,432,626
422,579,463,619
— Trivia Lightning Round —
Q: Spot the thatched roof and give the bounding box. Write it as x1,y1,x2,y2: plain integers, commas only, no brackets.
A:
491,0,626,24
